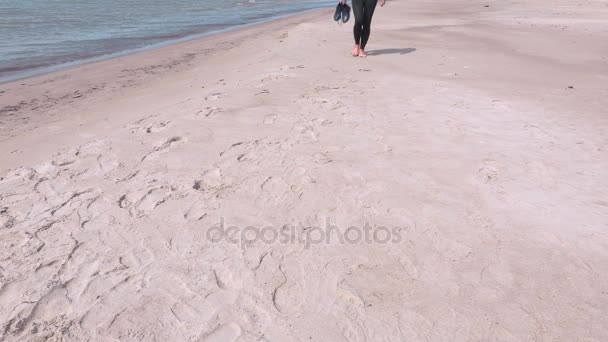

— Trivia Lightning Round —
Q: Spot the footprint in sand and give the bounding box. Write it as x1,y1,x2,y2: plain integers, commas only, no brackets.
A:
380,143,393,153
311,117,332,126
305,96,343,111
255,176,292,207
183,197,218,222
145,121,171,133
0,207,15,229
205,92,226,101
476,159,501,184
272,263,305,316
292,122,320,143
129,119,172,134
263,114,278,125
336,312,367,342
193,168,225,191
524,123,551,141
118,185,174,217
140,136,185,162
284,166,314,195
250,255,305,315
200,323,242,342
47,139,120,179
231,295,273,337
197,106,222,118
218,139,277,164
312,152,333,165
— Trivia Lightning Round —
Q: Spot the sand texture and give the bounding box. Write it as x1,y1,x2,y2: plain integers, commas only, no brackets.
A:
1,0,608,341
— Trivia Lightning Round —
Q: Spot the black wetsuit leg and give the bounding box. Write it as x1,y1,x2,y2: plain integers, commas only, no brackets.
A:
352,0,378,49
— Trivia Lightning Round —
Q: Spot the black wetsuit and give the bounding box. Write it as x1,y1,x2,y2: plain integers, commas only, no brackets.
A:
352,0,378,50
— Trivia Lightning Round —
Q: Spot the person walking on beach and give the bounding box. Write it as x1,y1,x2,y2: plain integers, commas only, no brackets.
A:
351,0,386,57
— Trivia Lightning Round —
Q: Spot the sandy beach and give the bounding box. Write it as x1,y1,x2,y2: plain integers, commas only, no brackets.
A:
1,0,608,340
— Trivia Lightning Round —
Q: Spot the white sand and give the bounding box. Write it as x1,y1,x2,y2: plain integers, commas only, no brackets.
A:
1,0,608,340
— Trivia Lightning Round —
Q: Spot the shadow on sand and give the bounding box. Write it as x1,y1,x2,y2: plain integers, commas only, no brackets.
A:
366,48,416,56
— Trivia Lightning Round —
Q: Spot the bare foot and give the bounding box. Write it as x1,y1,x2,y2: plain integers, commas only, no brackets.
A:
358,49,367,58
352,45,360,57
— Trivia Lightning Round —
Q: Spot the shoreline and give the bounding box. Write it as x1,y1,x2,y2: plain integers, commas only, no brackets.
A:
0,7,332,159
0,6,331,85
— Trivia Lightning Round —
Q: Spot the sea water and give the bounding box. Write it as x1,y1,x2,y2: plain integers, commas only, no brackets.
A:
0,0,332,82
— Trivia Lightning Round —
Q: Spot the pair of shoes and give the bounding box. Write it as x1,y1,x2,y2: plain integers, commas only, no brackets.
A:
333,2,351,23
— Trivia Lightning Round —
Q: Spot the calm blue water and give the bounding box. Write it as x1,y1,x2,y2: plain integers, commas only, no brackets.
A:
0,0,332,81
